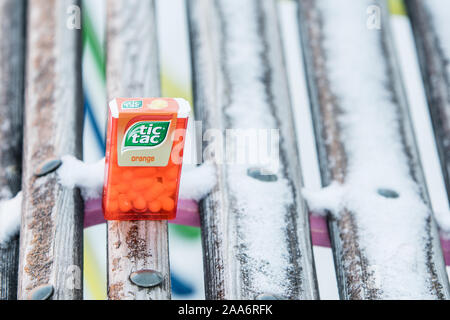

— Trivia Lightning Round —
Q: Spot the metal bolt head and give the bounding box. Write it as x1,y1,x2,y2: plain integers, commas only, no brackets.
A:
28,284,54,300
35,158,62,177
377,188,399,199
247,168,278,182
129,269,164,288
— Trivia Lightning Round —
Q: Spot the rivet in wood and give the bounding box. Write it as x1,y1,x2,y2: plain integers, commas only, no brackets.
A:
28,284,54,300
377,188,399,199
129,269,164,288
247,168,278,182
255,293,282,300
35,158,62,177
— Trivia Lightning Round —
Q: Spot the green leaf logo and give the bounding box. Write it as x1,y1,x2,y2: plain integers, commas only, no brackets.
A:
123,121,170,150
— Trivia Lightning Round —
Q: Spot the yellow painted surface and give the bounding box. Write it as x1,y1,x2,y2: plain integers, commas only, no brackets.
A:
84,235,107,300
389,0,406,16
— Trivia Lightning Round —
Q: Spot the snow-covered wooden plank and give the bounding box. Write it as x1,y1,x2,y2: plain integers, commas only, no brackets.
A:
406,0,450,202
298,0,450,299
187,0,318,299
0,0,25,300
106,0,170,300
18,0,84,300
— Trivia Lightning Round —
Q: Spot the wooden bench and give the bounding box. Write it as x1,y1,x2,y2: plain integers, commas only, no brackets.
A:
0,0,449,300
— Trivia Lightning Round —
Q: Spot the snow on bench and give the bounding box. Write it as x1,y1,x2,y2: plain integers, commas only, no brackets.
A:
407,0,450,207
188,0,318,299
298,0,450,299
1,0,450,301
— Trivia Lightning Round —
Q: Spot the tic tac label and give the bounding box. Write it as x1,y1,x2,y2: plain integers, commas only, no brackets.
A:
114,99,179,167
103,98,190,221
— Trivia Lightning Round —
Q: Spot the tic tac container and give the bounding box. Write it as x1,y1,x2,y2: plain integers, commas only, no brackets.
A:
103,98,190,221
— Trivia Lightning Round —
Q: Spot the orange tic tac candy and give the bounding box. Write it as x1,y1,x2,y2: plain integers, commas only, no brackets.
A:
103,98,190,220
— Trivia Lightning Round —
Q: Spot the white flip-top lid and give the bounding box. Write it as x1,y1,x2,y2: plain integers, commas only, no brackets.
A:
109,98,191,119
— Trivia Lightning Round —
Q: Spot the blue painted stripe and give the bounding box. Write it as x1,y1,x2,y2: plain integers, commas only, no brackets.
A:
84,93,106,152
171,273,194,296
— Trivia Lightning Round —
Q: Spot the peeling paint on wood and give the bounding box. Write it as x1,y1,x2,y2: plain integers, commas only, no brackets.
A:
106,0,170,300
18,0,83,300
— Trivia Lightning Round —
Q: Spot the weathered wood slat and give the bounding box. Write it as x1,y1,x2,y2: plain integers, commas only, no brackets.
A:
406,0,450,202
188,0,318,299
106,0,170,300
0,0,25,300
298,0,450,299
18,0,83,300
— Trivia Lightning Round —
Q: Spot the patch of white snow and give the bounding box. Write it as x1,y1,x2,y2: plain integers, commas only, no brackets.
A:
314,0,439,299
0,192,22,247
57,155,215,201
